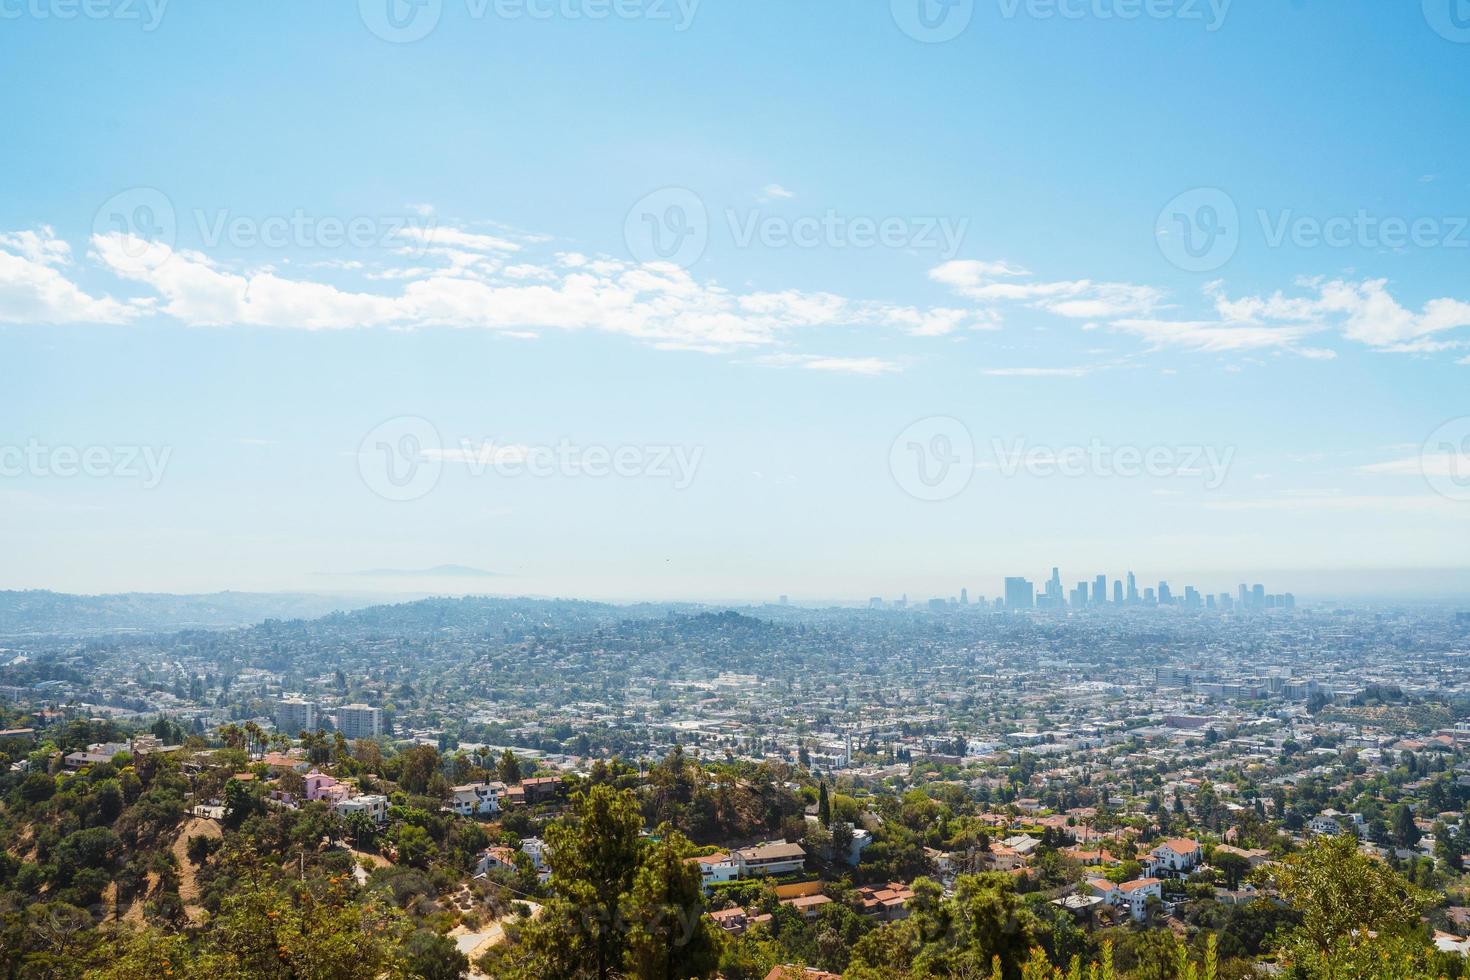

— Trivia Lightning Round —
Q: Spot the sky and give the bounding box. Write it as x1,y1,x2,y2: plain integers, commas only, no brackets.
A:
3,0,1470,602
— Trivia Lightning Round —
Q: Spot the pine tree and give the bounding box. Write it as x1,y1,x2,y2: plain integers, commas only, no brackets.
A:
624,833,720,980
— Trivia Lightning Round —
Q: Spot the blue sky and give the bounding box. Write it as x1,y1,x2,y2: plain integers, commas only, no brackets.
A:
3,0,1470,601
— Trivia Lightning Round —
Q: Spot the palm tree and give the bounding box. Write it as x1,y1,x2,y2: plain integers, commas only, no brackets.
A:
219,723,246,751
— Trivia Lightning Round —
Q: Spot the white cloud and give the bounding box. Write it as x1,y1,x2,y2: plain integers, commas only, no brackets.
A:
1360,450,1470,479
395,225,520,254
759,183,797,202
1108,317,1320,353
755,353,901,375
928,259,1161,319
1132,278,1470,356
982,366,1093,377
0,227,145,324
86,231,979,351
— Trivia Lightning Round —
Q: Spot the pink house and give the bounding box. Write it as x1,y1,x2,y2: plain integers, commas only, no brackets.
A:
305,771,351,804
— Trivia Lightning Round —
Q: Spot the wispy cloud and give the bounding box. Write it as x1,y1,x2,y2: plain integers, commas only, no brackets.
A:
755,353,901,376
758,183,796,202
982,366,1094,378
929,259,1162,319
77,230,983,351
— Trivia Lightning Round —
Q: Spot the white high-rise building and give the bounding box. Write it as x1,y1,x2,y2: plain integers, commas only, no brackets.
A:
275,697,317,735
336,703,382,740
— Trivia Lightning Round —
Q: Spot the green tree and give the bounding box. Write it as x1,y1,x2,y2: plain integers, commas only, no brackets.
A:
1390,803,1421,849
548,784,645,980
404,929,469,980
623,833,720,980
1270,833,1436,980
1213,850,1250,891
499,749,523,785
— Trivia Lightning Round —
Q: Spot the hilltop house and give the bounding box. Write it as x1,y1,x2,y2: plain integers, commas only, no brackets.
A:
1147,838,1202,876
734,842,806,877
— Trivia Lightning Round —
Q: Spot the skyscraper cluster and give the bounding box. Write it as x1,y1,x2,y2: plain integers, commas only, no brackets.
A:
994,569,1295,613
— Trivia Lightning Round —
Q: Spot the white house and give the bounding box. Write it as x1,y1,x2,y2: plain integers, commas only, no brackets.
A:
335,794,389,825
734,841,806,877
1147,838,1202,876
689,851,739,890
1308,809,1367,837
447,781,506,817
1117,878,1163,921
521,837,552,882
476,846,521,875
1089,877,1163,921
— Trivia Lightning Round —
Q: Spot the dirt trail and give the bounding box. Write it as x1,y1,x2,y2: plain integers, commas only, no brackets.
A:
171,816,222,924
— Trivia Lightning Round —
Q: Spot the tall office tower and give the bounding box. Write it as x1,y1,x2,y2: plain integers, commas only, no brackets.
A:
1252,584,1266,608
1143,587,1156,605
1113,580,1123,604
1071,582,1089,608
275,697,317,735
1205,593,1216,610
1046,567,1063,604
1158,581,1172,605
1004,577,1035,610
1094,574,1107,606
1238,584,1249,606
1184,585,1200,608
1127,571,1139,605
960,588,969,606
1283,593,1296,612
1220,593,1234,611
336,704,383,741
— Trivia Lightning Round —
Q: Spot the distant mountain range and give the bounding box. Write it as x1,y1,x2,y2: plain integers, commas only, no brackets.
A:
0,590,386,636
